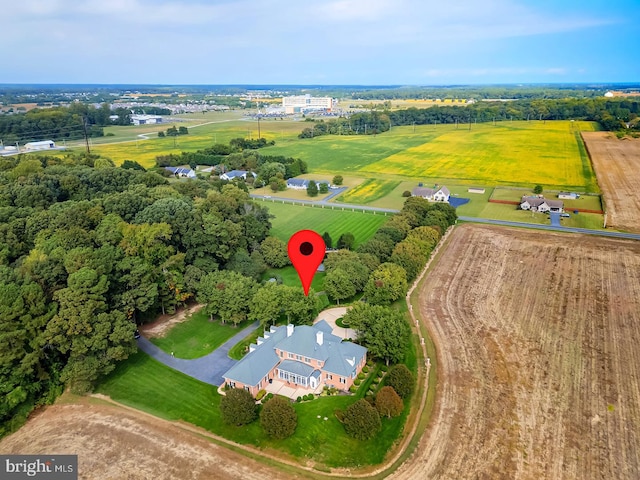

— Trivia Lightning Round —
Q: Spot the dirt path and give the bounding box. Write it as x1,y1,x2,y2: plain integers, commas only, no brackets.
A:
140,303,204,338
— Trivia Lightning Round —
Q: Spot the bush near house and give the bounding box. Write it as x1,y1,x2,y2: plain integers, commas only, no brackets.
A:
375,386,404,418
220,388,257,426
342,399,382,440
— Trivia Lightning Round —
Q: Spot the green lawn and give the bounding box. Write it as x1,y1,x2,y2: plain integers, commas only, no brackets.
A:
262,266,325,292
97,351,409,467
150,310,253,359
264,201,389,248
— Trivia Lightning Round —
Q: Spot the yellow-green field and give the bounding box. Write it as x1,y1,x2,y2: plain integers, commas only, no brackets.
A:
361,121,598,189
338,178,401,203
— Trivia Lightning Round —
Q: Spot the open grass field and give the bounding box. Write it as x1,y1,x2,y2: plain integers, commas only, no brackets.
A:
400,224,640,479
337,178,401,204
582,132,640,233
149,309,252,359
264,201,389,248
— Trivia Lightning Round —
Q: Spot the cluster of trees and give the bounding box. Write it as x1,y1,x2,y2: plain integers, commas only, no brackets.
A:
131,106,171,115
220,388,298,439
158,126,188,137
339,364,415,440
0,153,275,433
298,111,391,138
297,98,640,138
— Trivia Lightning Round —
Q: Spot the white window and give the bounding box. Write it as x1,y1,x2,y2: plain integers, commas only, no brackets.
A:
305,357,311,363
340,377,346,384
327,374,332,380
289,353,293,358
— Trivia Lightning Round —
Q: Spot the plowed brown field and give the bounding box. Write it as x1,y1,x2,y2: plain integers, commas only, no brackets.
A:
582,132,640,233
395,224,640,479
3,224,640,479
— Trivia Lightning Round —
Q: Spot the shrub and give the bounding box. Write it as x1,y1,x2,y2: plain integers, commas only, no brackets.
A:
362,366,369,374
220,388,257,426
305,393,314,401
357,372,365,380
332,175,343,186
264,393,274,402
343,399,381,440
385,364,414,399
260,397,297,439
375,386,404,418
354,378,361,386
349,385,357,393
256,389,266,401
402,190,412,197
296,396,302,403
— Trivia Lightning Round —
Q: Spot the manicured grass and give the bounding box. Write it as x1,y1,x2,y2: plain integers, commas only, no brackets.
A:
473,202,605,228
149,309,251,359
262,266,325,292
264,201,389,248
491,187,603,211
338,178,401,204
97,350,408,467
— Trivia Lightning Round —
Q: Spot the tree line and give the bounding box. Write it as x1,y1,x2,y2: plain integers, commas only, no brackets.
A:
0,103,132,145
0,152,275,435
298,97,640,139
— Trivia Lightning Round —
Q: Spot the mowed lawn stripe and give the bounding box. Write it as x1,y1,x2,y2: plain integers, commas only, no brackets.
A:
265,202,389,247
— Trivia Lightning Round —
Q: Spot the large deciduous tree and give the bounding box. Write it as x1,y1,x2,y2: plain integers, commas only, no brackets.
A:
260,236,290,268
197,270,257,325
260,396,297,439
342,303,410,365
363,263,408,305
342,399,381,440
220,388,257,426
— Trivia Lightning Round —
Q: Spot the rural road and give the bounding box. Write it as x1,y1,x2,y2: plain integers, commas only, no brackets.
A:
251,194,640,241
136,321,259,386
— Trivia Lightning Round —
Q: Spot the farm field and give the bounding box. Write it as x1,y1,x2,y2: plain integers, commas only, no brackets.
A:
582,132,640,233
396,224,640,479
363,121,598,189
260,121,599,190
264,201,389,247
337,178,401,204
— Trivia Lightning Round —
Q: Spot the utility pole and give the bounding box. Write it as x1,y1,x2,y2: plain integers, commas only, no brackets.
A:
82,116,91,154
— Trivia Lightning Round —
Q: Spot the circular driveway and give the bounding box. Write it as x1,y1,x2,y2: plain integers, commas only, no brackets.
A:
313,306,356,339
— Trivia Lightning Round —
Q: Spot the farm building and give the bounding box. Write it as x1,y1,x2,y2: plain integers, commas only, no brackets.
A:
468,188,486,194
164,166,196,178
220,170,257,181
222,321,366,398
520,196,564,213
412,185,451,203
283,95,334,114
24,140,55,151
558,192,580,200
131,114,163,125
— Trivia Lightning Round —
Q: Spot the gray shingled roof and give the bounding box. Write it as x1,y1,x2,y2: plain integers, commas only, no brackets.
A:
278,360,316,377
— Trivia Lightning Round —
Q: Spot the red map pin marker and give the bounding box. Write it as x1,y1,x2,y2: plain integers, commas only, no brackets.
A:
288,230,326,296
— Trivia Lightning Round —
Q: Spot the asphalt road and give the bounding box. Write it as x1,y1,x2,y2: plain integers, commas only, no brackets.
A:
136,321,259,386
251,194,640,241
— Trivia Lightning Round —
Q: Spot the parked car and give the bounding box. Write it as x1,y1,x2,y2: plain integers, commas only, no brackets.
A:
561,213,571,218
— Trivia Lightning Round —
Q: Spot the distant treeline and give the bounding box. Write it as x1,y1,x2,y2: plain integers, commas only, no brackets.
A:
299,98,640,138
0,104,132,144
131,106,172,115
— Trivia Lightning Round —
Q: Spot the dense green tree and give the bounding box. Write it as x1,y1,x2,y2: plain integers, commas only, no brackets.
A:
533,184,543,194
390,241,428,282
260,236,290,268
357,233,395,263
321,231,333,249
306,179,319,197
249,282,284,327
363,263,408,305
324,268,356,304
336,232,355,250
332,175,343,186
375,386,404,418
220,388,257,426
226,249,266,281
281,286,318,325
342,303,410,365
319,182,329,194
385,364,415,399
197,270,257,325
44,267,136,393
342,399,381,440
260,396,297,439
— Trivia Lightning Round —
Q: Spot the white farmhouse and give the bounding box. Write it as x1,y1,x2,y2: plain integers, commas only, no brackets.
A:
411,185,451,203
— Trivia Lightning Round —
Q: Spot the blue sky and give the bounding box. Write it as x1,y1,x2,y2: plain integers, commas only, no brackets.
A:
1,0,639,85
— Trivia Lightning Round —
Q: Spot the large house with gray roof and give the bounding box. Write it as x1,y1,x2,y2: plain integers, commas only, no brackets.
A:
520,196,564,213
412,185,450,203
222,321,367,397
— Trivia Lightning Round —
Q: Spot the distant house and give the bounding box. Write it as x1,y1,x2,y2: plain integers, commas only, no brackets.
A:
286,178,331,190
411,185,450,203
25,140,55,151
220,170,257,181
520,196,564,213
558,192,580,200
222,321,367,398
164,166,196,178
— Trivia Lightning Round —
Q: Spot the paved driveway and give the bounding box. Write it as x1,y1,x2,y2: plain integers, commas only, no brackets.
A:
136,321,259,386
313,307,356,339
